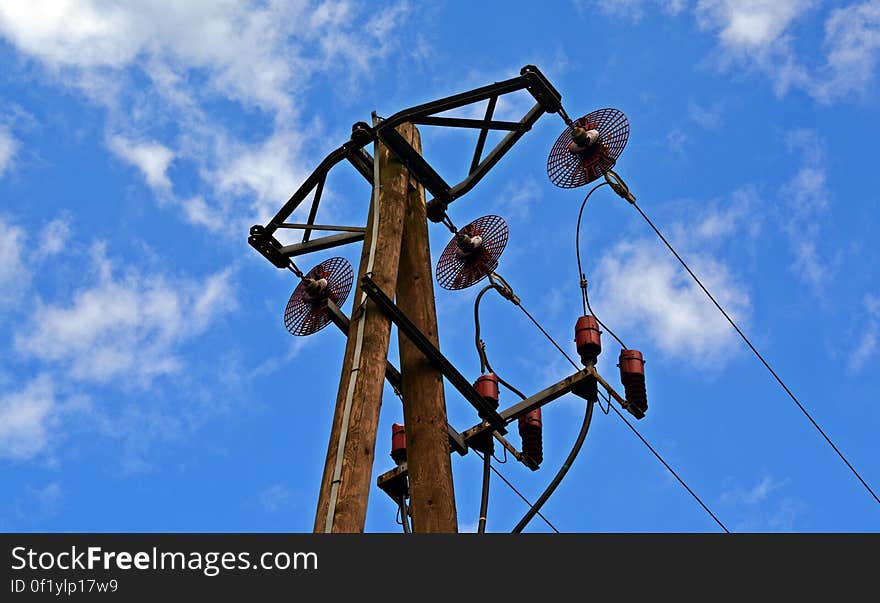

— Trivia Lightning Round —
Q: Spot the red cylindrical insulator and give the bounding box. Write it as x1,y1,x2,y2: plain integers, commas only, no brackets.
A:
474,373,500,409
518,408,543,467
574,315,602,365
391,423,407,465
618,349,647,413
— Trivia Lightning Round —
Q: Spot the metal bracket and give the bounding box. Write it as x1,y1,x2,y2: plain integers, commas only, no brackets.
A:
588,365,645,420
377,462,409,500
249,64,570,262
278,231,366,258
323,299,469,455
360,275,507,432
461,369,597,446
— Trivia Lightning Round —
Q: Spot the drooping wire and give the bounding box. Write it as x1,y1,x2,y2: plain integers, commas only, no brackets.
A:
474,283,529,400
396,495,411,534
629,198,880,508
575,182,627,349
478,452,492,534
512,398,595,533
473,282,532,533
475,450,560,533
607,403,729,533
508,295,730,532
477,277,598,531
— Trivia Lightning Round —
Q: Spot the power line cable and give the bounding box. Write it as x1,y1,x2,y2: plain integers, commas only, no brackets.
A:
478,452,492,534
475,451,560,533
509,293,730,532
608,403,729,533
625,193,880,508
512,398,595,533
575,182,627,348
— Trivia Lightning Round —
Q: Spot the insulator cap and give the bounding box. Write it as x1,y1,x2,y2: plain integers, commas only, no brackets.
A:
618,349,647,413
474,373,500,409
518,408,543,467
574,315,602,366
391,423,407,465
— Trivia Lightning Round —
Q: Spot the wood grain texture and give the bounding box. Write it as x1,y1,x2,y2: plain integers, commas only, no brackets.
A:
395,125,458,533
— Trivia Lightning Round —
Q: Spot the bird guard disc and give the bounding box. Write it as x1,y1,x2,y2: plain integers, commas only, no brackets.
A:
547,108,629,188
283,257,354,336
436,215,509,290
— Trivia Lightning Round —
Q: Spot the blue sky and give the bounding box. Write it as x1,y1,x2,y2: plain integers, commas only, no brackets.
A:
0,1,878,533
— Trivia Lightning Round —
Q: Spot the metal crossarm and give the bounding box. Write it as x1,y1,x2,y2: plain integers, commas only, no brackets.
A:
323,300,469,456
360,275,507,432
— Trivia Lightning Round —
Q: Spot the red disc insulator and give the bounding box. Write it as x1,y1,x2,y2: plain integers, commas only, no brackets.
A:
474,373,500,409
547,108,630,188
618,349,647,413
574,315,602,365
436,215,509,290
283,257,354,337
518,408,543,467
391,423,407,465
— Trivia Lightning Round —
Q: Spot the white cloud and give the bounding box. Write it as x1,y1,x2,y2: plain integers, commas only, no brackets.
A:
38,217,71,257
0,126,17,176
818,0,880,100
780,129,832,289
0,1,306,115
0,1,414,233
849,294,880,373
665,128,689,154
721,474,789,505
585,0,687,20
696,0,813,48
593,238,749,362
210,128,310,227
15,244,237,385
581,0,880,101
493,177,542,222
108,136,174,191
687,99,723,130
695,0,880,101
695,0,814,96
260,484,292,513
0,375,56,460
0,215,28,307
720,474,804,531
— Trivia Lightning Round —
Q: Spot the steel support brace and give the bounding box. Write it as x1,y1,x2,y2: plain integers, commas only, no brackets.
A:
588,365,644,420
250,65,567,265
376,125,453,204
278,231,366,258
359,275,507,432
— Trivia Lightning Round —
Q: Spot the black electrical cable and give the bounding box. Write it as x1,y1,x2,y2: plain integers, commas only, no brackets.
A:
474,283,530,400
607,403,729,533
512,300,730,532
475,450,560,533
631,200,880,507
575,182,627,349
597,388,612,415
512,398,595,533
473,283,531,535
474,284,503,373
478,452,491,534
398,496,411,534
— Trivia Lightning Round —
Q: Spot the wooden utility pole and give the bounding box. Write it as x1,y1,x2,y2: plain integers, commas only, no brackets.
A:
313,122,410,533
395,126,458,533
315,122,456,532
